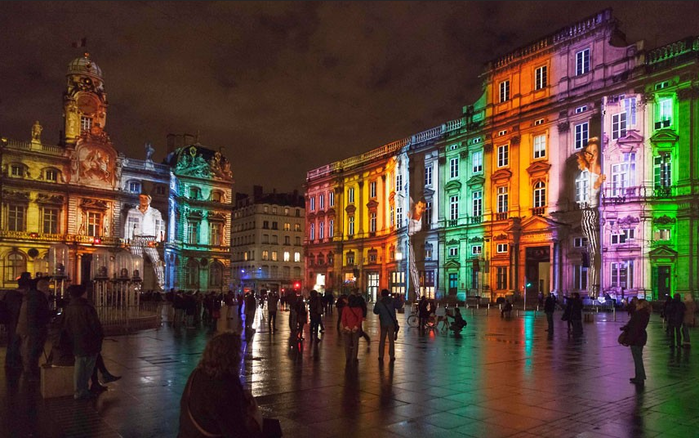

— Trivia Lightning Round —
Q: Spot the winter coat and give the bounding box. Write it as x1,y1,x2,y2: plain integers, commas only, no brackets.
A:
15,289,51,337
373,296,402,327
62,297,104,356
622,308,650,347
341,306,364,331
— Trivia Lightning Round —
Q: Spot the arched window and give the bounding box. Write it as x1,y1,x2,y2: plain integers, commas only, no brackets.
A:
533,181,546,208
186,259,199,288
5,251,26,284
209,260,223,287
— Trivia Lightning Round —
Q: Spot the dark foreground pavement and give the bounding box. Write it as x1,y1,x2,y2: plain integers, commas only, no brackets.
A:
2,305,698,438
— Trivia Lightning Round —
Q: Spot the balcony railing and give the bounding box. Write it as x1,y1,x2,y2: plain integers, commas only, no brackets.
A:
495,212,508,221
531,207,546,216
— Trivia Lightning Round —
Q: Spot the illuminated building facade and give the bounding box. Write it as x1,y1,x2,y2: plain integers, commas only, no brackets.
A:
306,9,699,302
0,53,234,291
231,186,304,295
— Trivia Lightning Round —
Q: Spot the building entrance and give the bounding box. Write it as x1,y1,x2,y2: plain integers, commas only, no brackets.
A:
367,272,379,302
657,265,672,299
525,246,550,304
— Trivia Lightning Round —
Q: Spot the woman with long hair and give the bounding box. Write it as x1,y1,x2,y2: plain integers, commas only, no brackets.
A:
179,331,278,437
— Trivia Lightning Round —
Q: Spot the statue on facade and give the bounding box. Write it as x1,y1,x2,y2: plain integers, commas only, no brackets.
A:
576,137,606,298
124,193,166,289
31,121,42,142
145,142,155,161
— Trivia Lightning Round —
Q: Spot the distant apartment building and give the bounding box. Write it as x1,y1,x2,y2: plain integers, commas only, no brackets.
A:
231,186,305,295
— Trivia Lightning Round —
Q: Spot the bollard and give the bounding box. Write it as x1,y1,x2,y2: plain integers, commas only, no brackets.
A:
613,306,616,322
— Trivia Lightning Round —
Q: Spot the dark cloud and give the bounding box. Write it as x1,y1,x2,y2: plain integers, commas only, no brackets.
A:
1,2,698,195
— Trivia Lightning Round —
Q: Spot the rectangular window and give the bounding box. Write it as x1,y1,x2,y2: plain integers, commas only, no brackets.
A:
654,228,671,241
80,116,93,133
370,212,377,232
499,80,510,102
7,205,26,232
329,191,335,206
654,155,672,188
348,187,355,204
471,245,482,256
498,145,509,167
328,219,334,238
43,207,59,234
533,134,546,159
294,252,301,262
284,223,291,231
611,152,636,197
396,174,402,192
369,181,377,198
472,191,482,218
346,252,355,265
450,157,459,178
319,194,324,209
272,235,278,244
295,236,301,245
390,271,405,297
575,170,590,204
575,105,588,114
448,247,458,257
611,227,635,245
271,251,278,262
129,181,141,193
283,251,290,262
576,48,590,76
319,221,324,239
497,187,508,213
612,112,627,139
309,196,315,211
262,234,269,244
611,260,634,289
186,221,198,244
573,237,588,248
10,165,22,177
396,206,403,228
497,267,508,290
209,222,223,246
45,169,58,182
658,98,673,127
389,205,395,227
348,216,354,236
88,212,102,237
425,202,432,226
310,223,315,240
472,151,483,173
262,251,269,261
368,251,377,264
263,220,269,229
574,122,589,150
574,265,588,290
425,165,432,186
535,65,547,90
497,243,508,253
449,195,459,221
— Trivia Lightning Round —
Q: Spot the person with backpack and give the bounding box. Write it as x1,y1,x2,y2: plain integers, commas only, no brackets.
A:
373,289,403,362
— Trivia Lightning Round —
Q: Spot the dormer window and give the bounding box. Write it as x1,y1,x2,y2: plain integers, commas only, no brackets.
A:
45,169,58,182
190,186,201,199
211,191,223,202
80,116,93,134
128,181,141,193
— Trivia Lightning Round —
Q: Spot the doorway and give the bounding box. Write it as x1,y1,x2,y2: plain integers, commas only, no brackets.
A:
657,265,671,299
367,272,379,303
525,246,550,302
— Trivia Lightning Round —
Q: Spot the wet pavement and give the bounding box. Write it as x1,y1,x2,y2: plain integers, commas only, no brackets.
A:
2,304,699,438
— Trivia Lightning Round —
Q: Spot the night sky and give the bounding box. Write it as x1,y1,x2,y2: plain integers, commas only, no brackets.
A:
1,2,698,195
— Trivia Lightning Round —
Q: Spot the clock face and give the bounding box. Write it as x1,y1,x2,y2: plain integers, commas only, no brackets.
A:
77,95,98,115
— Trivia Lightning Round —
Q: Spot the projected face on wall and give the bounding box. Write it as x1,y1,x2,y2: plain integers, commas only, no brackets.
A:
576,136,605,298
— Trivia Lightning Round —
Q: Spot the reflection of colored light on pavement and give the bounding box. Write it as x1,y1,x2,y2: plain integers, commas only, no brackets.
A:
523,314,534,374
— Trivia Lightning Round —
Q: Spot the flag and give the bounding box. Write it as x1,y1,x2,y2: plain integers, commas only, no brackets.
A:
71,37,87,48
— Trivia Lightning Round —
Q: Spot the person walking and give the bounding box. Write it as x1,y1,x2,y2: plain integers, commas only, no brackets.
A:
15,277,52,381
341,295,364,365
267,291,279,333
295,295,308,341
662,295,672,333
62,285,104,400
373,289,403,362
682,293,695,348
668,293,686,349
621,299,651,386
544,293,556,333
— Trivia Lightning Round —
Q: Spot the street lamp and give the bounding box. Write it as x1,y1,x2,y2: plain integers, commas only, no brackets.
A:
48,243,70,307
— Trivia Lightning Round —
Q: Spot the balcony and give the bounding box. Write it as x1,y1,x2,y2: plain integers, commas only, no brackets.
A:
654,186,673,198
470,216,482,224
447,219,459,228
495,212,508,221
531,207,546,216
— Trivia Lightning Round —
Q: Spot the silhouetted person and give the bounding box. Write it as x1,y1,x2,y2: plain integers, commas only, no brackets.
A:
621,299,651,386
267,291,279,332
668,293,686,349
15,277,51,381
569,292,583,339
544,293,556,333
3,272,32,370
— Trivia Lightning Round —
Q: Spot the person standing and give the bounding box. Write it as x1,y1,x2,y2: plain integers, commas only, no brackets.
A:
668,293,686,349
570,292,584,339
544,293,556,333
335,293,347,332
682,293,695,348
621,299,651,385
62,285,104,400
244,292,257,332
308,290,323,340
3,272,32,371
418,296,430,333
341,295,364,365
353,289,371,345
295,296,307,341
15,277,52,381
267,291,279,333
373,289,403,362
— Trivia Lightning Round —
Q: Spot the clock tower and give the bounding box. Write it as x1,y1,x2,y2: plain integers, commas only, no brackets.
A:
63,52,107,146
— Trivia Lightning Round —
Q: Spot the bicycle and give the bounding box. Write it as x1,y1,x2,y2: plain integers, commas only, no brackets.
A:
406,302,419,328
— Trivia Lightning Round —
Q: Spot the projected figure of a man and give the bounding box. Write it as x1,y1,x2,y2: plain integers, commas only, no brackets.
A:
124,193,165,288
407,197,427,299
577,137,605,298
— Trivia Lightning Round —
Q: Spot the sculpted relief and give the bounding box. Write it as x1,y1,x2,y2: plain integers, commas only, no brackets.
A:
71,143,117,187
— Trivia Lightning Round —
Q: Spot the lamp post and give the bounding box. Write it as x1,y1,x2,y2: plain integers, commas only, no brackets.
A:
48,243,70,309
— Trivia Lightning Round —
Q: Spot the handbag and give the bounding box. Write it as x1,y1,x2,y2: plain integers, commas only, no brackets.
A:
380,300,400,341
618,328,630,346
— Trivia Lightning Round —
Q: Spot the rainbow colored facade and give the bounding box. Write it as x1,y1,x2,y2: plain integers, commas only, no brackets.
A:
305,9,699,303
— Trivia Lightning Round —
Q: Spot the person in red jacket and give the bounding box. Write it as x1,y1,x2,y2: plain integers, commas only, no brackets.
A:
341,295,364,365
